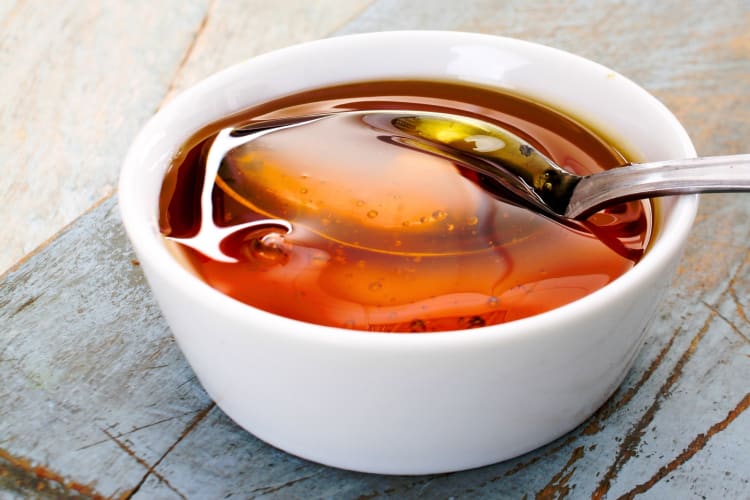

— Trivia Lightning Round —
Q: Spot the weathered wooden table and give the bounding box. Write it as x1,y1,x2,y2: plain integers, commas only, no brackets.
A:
1,1,748,498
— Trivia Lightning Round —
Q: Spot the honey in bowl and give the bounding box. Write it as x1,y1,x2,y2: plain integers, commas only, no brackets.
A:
159,81,651,332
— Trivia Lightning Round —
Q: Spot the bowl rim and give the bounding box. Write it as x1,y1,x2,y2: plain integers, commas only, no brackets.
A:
119,30,698,347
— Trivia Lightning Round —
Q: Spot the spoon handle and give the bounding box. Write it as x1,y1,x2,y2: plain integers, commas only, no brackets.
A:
567,154,750,218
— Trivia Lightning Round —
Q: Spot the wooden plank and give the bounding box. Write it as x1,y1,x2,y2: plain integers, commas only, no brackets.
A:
0,197,208,498
0,0,374,275
0,0,211,274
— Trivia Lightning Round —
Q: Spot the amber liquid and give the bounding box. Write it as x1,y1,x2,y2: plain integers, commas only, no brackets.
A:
160,81,651,332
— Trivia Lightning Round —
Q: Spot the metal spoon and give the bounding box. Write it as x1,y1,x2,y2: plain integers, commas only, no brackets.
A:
230,110,750,220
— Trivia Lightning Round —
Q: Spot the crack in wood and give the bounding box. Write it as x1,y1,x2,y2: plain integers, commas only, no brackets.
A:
700,300,750,344
0,446,105,499
101,428,186,499
247,470,324,498
535,446,585,500
142,364,169,370
161,0,217,104
618,392,750,499
12,294,40,315
123,402,215,499
592,311,716,499
729,288,749,328
176,374,199,391
76,409,205,451
728,254,750,328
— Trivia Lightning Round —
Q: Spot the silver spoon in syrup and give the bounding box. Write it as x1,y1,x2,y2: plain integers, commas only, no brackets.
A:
171,110,749,263
226,110,750,221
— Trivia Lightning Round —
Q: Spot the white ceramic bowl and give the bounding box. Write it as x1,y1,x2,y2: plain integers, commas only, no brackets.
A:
119,32,697,474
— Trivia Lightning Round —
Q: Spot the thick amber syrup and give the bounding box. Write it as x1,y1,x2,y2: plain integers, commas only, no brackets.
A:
160,81,651,332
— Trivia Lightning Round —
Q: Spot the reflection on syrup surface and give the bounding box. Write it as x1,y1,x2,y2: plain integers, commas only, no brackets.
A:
160,81,651,332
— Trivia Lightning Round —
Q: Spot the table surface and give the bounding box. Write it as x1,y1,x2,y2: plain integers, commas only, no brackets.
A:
1,1,749,498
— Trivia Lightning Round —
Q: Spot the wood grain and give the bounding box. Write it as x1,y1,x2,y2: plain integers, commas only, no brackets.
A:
0,0,209,274
0,0,373,275
0,0,748,498
163,0,374,101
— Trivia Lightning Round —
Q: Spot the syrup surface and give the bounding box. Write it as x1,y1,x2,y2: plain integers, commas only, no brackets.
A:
160,81,651,332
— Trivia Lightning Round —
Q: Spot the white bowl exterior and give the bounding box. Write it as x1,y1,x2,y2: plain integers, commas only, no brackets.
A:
119,32,697,474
